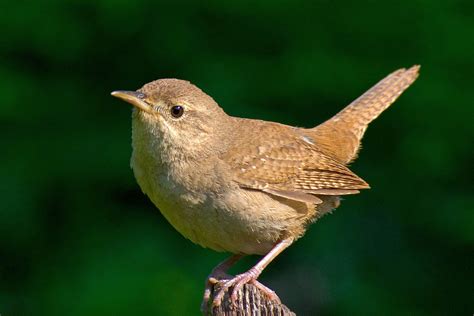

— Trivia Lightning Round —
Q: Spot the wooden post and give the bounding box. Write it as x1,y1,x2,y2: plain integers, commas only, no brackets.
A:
207,283,296,316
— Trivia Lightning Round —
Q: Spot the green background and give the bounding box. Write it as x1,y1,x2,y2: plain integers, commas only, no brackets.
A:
1,1,473,315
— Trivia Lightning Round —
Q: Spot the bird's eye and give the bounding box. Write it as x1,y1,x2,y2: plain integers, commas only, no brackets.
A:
170,105,184,118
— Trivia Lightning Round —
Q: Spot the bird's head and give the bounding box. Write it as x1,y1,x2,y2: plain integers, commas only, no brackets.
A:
112,79,231,155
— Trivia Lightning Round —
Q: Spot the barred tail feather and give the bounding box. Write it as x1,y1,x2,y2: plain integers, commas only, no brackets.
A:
312,65,420,164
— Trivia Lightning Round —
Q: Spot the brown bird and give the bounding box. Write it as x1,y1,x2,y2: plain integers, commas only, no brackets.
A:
111,65,419,311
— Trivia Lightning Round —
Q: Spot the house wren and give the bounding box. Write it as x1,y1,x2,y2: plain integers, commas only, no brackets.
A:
111,65,419,311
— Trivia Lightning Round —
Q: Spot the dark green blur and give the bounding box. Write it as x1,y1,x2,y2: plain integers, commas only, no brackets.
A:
1,1,473,315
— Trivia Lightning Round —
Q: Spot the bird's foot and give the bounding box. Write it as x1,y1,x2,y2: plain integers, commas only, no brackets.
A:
201,255,243,314
211,268,281,308
201,270,233,313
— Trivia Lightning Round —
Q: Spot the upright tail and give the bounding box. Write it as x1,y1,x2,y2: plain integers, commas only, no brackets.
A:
311,65,420,164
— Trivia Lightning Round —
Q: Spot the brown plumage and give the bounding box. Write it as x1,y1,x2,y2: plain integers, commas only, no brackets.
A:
111,65,420,310
223,66,419,206
313,66,420,163
222,121,369,205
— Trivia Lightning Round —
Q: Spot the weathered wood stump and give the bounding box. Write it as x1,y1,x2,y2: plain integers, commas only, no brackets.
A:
207,283,296,316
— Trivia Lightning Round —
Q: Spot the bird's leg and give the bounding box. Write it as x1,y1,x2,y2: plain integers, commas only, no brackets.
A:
212,237,294,307
201,254,243,313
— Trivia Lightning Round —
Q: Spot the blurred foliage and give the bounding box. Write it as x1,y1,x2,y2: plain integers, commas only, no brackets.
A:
1,0,473,315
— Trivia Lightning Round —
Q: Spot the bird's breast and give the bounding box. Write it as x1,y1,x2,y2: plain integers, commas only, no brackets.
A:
130,120,321,255
130,144,311,255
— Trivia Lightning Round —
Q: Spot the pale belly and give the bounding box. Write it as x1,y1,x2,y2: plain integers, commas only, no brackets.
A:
147,182,292,254
133,165,313,255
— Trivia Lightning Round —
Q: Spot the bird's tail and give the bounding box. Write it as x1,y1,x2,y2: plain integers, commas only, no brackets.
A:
311,65,420,164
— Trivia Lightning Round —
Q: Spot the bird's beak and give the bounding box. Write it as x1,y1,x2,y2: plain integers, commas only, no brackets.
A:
111,90,152,113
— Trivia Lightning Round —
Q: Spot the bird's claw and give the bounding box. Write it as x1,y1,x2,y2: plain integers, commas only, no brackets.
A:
251,279,281,303
201,272,233,313
211,273,252,307
210,268,280,308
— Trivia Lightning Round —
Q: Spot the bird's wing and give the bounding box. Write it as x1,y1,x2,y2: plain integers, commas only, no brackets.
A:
221,123,369,204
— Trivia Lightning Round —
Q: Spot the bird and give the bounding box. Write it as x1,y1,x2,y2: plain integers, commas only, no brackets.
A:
111,65,420,312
